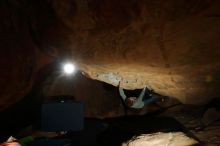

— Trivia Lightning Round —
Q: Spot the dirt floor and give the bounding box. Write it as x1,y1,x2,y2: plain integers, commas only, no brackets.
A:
161,104,220,146
1,102,219,146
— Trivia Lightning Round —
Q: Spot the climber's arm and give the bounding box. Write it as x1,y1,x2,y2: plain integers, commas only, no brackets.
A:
119,87,127,100
136,86,146,102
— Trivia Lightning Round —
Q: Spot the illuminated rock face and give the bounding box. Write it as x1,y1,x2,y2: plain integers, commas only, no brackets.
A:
1,0,220,111
43,0,220,104
122,132,198,146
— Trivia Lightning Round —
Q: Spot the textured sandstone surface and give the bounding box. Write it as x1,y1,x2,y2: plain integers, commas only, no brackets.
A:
40,0,220,104
122,132,198,146
1,0,220,111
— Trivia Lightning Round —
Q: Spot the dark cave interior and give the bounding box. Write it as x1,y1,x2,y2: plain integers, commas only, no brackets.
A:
1,0,220,146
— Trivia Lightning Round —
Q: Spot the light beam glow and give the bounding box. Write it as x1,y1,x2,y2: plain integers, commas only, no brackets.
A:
63,63,75,74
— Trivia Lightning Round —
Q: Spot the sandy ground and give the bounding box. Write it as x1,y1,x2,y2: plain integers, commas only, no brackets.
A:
160,105,220,146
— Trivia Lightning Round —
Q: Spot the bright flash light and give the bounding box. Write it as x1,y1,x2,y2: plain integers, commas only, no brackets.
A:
63,63,75,74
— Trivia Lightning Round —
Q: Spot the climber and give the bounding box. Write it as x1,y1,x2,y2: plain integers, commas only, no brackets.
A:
119,82,164,109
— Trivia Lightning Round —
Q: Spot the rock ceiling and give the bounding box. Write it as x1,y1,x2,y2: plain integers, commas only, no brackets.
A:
1,0,220,111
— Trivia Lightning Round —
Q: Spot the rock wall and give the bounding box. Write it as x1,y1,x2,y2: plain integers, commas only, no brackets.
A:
1,0,220,112
41,0,220,104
